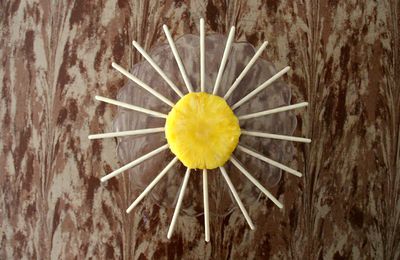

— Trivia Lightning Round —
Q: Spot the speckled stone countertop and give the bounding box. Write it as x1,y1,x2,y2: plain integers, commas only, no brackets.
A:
1,1,399,259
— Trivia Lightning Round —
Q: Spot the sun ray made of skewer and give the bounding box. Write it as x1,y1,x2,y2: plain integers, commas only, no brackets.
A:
89,18,311,242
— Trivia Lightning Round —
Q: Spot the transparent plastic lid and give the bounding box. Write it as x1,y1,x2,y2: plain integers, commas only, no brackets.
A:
113,34,296,216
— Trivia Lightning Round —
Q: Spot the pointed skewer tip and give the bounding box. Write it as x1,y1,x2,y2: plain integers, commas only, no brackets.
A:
259,41,268,48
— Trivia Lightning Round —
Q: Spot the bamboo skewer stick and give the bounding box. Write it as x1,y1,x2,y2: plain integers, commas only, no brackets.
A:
167,168,191,239
232,66,291,110
238,102,308,120
203,169,210,242
200,18,206,92
95,96,167,118
219,166,255,230
241,130,311,143
100,144,169,182
111,62,174,107
132,41,184,98
224,41,269,100
163,25,194,93
213,27,235,95
89,127,165,140
237,145,302,177
230,156,283,208
126,157,179,213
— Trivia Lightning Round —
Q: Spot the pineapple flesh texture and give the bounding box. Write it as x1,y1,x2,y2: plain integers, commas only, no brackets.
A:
165,92,241,170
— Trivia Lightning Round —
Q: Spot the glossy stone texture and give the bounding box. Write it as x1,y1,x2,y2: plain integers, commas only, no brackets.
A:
1,1,399,259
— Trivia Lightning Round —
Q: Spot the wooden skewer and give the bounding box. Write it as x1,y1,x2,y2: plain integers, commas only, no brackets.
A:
237,145,302,177
224,41,269,100
89,127,165,140
229,156,283,208
163,25,194,93
200,18,206,92
241,130,311,143
219,166,255,230
203,169,210,242
126,157,179,213
167,168,191,239
213,26,235,95
232,66,291,110
95,96,167,118
100,144,169,182
238,102,308,120
132,41,184,98
111,62,175,107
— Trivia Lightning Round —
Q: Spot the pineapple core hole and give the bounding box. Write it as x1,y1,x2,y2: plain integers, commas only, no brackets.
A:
165,92,241,170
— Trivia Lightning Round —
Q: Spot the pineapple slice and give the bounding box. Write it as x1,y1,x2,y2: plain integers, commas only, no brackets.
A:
165,92,241,169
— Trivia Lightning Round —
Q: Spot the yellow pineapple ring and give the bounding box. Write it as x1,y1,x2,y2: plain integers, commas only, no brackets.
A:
165,92,241,170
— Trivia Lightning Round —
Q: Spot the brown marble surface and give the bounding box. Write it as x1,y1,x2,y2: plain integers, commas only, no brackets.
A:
1,0,400,259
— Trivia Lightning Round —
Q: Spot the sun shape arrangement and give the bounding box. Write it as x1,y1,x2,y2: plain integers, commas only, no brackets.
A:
89,18,311,242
